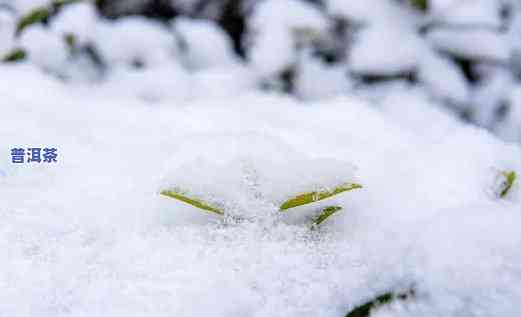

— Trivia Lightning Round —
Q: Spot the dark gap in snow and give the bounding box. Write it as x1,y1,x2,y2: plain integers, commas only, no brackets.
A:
495,100,510,121
500,2,513,26
453,57,479,84
280,67,295,93
301,0,326,9
83,43,106,70
141,0,178,20
313,18,352,64
459,107,473,123
314,50,337,64
217,0,247,58
356,71,417,85
132,58,145,69
511,51,521,80
96,0,178,20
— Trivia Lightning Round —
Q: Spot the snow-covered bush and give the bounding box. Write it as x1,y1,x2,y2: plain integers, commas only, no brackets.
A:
3,0,521,141
173,17,238,69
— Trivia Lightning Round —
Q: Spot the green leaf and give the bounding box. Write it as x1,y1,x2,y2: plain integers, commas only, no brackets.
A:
16,7,50,36
313,206,342,225
410,0,428,12
64,33,76,50
500,170,517,198
2,48,27,63
345,289,415,317
280,183,362,211
160,190,224,215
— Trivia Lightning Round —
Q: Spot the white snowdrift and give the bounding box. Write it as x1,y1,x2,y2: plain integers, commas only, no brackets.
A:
1,64,521,316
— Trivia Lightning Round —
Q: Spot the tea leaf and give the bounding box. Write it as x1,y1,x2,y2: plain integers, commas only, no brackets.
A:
313,206,342,225
345,288,415,317
16,7,50,36
2,48,27,63
280,183,362,211
160,190,224,215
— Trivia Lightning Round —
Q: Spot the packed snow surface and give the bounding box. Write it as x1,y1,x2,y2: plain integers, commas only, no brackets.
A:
1,64,521,316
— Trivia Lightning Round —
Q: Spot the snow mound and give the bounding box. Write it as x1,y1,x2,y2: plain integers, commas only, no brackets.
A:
173,17,238,70
431,0,502,28
418,51,470,106
326,0,421,28
1,73,521,315
50,2,99,46
18,25,68,72
95,16,176,67
162,135,358,217
349,25,424,76
247,0,328,76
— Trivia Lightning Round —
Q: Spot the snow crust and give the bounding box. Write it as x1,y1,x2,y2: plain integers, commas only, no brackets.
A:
1,64,521,316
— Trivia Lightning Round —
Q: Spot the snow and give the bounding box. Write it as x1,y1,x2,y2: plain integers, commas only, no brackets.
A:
162,140,358,218
247,0,328,76
18,25,69,73
192,65,259,98
471,68,514,128
326,0,421,28
426,27,511,62
495,86,521,143
95,16,177,68
173,17,238,70
50,2,99,46
349,25,424,76
2,63,521,316
0,9,15,56
8,0,48,14
295,54,352,100
430,0,502,28
376,86,463,141
99,62,194,103
418,51,470,106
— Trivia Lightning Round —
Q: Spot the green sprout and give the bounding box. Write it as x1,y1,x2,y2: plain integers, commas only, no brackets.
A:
345,288,415,317
160,182,362,226
499,170,517,198
2,48,27,63
280,183,362,210
313,206,342,226
160,190,224,215
410,0,428,12
16,7,50,36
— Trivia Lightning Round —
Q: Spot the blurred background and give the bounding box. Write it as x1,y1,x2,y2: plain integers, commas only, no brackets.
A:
1,0,521,144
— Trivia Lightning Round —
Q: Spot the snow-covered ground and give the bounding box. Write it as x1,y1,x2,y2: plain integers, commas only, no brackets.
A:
1,63,521,316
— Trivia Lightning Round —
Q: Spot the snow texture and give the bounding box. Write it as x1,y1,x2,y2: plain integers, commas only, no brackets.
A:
2,63,521,316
